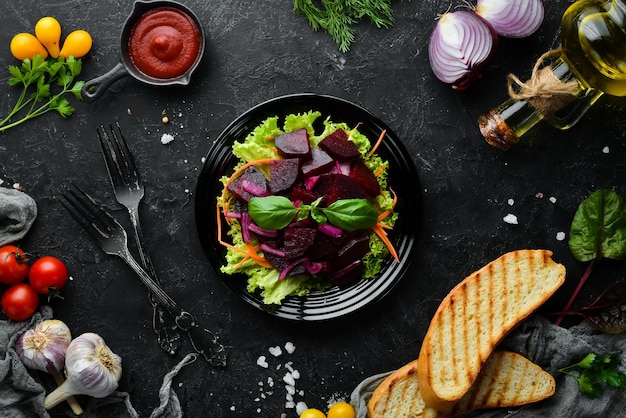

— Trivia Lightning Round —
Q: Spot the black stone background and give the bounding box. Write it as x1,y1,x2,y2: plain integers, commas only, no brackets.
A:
1,0,625,417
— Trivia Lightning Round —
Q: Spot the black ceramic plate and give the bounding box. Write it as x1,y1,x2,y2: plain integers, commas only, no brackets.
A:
195,93,422,321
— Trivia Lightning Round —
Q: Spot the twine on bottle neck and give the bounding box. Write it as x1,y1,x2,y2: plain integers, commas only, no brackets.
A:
507,47,580,117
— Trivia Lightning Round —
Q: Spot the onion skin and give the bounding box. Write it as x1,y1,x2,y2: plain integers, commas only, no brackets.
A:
476,0,545,38
428,11,498,91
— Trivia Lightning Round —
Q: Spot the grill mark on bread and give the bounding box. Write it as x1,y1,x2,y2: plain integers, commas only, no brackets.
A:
416,250,565,412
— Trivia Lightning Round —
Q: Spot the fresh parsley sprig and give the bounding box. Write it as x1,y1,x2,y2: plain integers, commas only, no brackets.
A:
0,55,84,133
293,0,397,52
558,353,626,398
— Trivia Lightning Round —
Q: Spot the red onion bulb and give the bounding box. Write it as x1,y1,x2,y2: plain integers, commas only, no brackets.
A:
428,10,498,90
475,0,545,38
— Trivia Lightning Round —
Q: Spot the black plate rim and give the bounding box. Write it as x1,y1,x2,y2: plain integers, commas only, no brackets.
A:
194,93,422,321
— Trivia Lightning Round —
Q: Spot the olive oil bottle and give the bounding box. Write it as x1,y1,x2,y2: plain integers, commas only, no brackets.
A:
479,0,626,150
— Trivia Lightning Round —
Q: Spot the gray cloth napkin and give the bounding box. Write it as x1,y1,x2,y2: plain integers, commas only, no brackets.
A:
0,305,195,418
0,187,37,246
351,315,626,418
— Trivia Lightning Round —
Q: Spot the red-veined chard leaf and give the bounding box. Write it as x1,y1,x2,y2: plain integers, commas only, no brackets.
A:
569,189,626,262
567,283,626,334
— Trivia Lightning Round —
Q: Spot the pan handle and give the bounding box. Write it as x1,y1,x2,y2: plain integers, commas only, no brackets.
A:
81,62,130,102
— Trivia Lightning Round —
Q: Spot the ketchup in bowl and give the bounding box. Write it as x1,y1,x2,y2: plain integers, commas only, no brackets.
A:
128,7,202,79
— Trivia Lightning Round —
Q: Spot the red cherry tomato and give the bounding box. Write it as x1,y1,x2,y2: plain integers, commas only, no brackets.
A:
0,245,30,285
28,256,69,295
1,283,39,321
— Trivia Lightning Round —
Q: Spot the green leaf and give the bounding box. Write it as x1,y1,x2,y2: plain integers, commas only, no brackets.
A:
322,198,378,231
70,80,85,100
7,65,24,85
248,196,298,230
578,373,603,398
52,98,74,119
66,57,82,77
577,353,597,369
569,189,626,262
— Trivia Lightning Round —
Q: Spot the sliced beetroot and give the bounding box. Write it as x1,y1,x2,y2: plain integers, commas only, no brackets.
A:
275,128,311,159
313,173,364,205
349,160,381,198
264,252,306,276
283,227,317,259
306,233,337,260
301,148,334,177
290,184,320,205
270,158,301,194
228,166,268,202
335,234,371,269
328,259,364,286
318,129,360,162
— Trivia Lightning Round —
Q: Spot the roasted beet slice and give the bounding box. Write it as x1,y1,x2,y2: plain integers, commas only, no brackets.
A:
318,129,360,162
274,128,311,159
301,148,334,177
349,160,381,198
264,252,306,276
328,260,364,286
306,233,336,261
227,166,268,202
313,173,364,204
270,158,301,194
335,234,371,268
283,227,317,259
290,185,320,205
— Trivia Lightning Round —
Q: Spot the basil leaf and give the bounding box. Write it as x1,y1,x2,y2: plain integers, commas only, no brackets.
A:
322,198,378,232
248,196,297,230
569,189,626,262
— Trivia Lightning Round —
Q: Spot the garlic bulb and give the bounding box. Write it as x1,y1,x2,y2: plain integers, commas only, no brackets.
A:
44,333,122,411
15,319,72,374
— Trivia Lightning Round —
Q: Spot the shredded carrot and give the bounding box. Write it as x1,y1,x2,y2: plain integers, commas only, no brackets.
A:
372,224,399,263
233,255,251,271
265,135,275,140
377,189,398,221
367,129,387,157
374,162,388,177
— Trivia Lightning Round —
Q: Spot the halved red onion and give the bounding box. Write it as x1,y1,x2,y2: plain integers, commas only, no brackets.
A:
428,10,498,90
475,0,545,38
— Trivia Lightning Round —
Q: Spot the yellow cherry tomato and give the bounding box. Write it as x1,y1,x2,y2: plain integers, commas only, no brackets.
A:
59,29,92,59
327,401,356,418
35,16,62,58
300,408,326,418
10,33,48,61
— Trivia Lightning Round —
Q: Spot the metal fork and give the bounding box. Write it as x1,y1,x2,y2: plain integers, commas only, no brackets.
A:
97,122,180,355
59,184,227,366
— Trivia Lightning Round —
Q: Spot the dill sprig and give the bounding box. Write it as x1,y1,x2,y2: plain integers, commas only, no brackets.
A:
293,0,397,52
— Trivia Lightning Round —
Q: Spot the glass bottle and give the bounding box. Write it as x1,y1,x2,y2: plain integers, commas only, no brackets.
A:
479,0,626,150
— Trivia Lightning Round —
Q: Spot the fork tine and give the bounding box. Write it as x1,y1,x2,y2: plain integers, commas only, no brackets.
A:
97,125,125,188
113,122,140,181
59,183,119,240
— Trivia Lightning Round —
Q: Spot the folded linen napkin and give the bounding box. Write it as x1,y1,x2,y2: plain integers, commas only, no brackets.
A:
0,187,37,246
351,315,626,418
0,305,195,418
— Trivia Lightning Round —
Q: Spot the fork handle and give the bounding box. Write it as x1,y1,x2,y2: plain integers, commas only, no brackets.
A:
121,250,197,331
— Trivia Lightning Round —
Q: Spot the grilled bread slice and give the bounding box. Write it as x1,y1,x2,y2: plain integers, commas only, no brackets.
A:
367,350,555,418
416,250,565,412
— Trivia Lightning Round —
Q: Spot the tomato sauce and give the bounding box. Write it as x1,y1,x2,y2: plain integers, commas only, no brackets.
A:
128,7,201,79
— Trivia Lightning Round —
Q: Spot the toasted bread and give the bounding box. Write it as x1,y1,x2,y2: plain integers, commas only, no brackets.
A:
416,250,565,412
367,350,555,418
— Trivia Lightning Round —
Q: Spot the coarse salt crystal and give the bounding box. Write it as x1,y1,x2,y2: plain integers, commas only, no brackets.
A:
161,133,175,144
291,370,300,379
295,402,308,415
503,214,518,225
603,146,610,154
507,198,514,206
269,346,282,357
256,356,268,368
285,401,295,409
283,372,295,386
556,231,566,241
284,342,295,354
549,196,557,203
286,385,296,395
